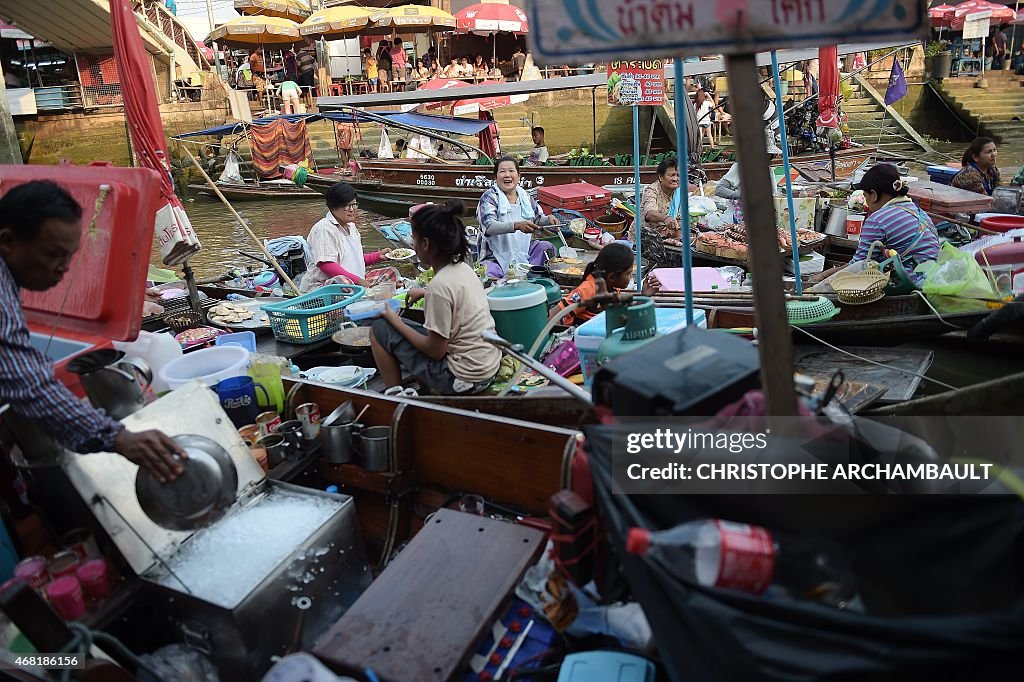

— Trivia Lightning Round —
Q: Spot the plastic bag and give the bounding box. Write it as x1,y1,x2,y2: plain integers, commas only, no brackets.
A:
218,150,243,184
917,242,996,299
137,644,220,682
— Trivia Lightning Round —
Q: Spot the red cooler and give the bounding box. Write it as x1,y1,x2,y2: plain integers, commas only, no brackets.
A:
538,182,611,223
0,163,162,396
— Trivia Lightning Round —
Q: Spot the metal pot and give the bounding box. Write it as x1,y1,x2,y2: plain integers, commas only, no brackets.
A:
66,349,152,420
357,426,391,473
331,324,372,355
319,420,361,465
823,205,849,237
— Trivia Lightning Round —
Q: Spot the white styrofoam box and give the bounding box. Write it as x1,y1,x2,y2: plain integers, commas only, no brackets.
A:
785,251,825,276
574,307,707,387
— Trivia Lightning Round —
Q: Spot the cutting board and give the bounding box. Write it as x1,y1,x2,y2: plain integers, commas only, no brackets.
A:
909,180,993,214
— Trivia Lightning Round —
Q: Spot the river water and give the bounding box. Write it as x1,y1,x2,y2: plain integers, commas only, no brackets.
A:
152,192,393,280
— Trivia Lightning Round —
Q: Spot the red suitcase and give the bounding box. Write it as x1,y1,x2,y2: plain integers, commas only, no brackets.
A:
538,182,611,223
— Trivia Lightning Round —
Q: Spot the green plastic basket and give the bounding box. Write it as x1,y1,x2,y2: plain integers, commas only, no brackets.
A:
262,284,365,344
786,296,840,326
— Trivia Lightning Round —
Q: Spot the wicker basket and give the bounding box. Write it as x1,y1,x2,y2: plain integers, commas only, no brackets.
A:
831,270,889,305
165,311,203,333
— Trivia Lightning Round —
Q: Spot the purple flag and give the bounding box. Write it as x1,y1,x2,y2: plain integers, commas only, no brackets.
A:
884,59,907,106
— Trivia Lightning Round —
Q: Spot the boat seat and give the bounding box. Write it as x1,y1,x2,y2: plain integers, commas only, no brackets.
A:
329,83,346,97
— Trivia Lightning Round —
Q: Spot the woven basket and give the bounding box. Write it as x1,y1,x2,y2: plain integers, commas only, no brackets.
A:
831,270,888,305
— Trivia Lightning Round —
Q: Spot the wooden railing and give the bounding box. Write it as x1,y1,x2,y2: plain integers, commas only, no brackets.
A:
134,0,211,71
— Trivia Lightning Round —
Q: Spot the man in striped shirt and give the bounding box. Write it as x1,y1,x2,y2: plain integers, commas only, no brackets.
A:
0,181,184,482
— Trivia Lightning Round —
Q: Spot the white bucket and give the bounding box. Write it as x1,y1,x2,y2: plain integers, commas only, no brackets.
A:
158,346,250,390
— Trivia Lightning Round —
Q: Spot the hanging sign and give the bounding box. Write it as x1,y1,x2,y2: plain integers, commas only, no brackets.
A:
962,12,991,41
526,0,927,63
607,60,665,106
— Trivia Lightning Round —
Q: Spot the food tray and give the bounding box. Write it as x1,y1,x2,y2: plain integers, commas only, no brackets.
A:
262,285,365,344
206,297,284,330
175,326,226,349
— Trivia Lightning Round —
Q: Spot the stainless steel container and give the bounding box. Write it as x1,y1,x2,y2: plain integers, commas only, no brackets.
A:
824,205,849,237
63,383,371,681
319,420,360,465
66,349,152,421
358,426,391,473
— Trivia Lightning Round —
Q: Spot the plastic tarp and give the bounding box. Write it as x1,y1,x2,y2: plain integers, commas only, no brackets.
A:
582,423,1024,682
174,111,493,139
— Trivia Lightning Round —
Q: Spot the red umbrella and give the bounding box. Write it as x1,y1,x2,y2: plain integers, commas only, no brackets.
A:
929,4,955,27
455,3,529,34
405,78,528,116
816,46,840,130
951,0,1015,29
110,0,199,266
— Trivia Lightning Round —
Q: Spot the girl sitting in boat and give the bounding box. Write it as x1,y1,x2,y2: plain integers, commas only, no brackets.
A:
301,182,396,292
476,155,560,280
552,242,660,326
810,164,939,283
371,200,501,397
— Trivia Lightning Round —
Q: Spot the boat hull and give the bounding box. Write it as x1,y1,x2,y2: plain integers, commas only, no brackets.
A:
306,148,875,217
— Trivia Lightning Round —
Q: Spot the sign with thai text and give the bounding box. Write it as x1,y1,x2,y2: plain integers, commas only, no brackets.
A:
526,0,927,63
962,13,991,41
607,60,665,106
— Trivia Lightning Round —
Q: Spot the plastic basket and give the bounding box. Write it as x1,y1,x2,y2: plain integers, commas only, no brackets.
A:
786,296,840,326
262,285,365,344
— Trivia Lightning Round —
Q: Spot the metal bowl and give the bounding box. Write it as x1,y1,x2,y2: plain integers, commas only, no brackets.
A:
135,434,238,532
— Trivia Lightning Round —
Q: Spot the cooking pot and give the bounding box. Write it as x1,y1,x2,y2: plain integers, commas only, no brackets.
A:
332,323,372,355
66,349,152,420
824,205,849,237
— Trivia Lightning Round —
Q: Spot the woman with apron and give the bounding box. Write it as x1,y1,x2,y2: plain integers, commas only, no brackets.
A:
475,156,560,280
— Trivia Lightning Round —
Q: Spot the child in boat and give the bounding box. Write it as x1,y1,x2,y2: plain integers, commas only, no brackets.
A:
301,182,395,292
371,200,501,397
552,242,660,326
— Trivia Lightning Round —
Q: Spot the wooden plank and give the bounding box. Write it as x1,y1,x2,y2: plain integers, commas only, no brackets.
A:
313,508,545,681
725,53,798,416
853,73,934,154
793,346,934,403
865,370,1024,416
416,395,596,428
403,404,576,515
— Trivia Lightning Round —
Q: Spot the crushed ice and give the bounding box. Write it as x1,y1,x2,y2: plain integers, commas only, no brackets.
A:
151,488,343,609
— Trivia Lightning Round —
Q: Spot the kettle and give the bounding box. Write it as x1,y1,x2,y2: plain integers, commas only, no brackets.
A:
66,349,152,420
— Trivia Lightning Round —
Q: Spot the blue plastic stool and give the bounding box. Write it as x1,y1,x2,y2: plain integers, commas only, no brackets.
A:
215,331,257,353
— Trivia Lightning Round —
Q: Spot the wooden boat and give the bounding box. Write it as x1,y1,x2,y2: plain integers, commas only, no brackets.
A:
188,180,322,201
304,147,875,216
705,294,997,346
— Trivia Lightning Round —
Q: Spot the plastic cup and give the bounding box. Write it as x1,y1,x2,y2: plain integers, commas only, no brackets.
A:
76,559,112,601
46,576,86,620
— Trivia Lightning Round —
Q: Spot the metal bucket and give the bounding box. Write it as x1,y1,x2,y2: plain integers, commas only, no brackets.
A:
357,426,391,473
319,421,360,465
824,205,849,237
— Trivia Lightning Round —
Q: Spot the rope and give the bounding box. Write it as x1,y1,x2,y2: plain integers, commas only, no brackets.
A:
790,324,959,392
59,622,165,682
911,290,975,330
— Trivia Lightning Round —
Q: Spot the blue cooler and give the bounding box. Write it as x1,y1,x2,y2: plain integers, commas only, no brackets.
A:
927,165,959,186
574,307,706,387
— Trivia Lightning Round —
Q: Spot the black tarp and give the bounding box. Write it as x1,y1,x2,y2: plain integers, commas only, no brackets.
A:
584,424,1024,682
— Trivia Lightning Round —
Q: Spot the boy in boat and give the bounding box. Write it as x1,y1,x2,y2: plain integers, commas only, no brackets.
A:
525,127,548,166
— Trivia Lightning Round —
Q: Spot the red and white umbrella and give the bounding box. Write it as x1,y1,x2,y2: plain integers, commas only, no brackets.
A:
1013,9,1024,25
929,4,956,27
404,78,528,116
455,2,529,34
951,0,1015,29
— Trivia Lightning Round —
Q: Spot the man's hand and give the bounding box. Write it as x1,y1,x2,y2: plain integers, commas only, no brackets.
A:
115,429,187,483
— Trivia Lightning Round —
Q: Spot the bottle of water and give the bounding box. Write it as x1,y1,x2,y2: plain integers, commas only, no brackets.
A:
626,519,862,610
226,293,248,302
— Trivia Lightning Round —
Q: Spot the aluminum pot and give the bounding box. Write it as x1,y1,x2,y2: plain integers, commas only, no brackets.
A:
824,205,849,237
358,426,391,473
66,349,152,420
319,420,361,465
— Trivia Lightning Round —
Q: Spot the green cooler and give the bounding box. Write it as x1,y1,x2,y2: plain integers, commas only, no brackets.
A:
486,282,549,355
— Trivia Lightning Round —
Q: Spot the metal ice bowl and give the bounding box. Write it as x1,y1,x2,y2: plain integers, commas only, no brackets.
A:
135,434,239,532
